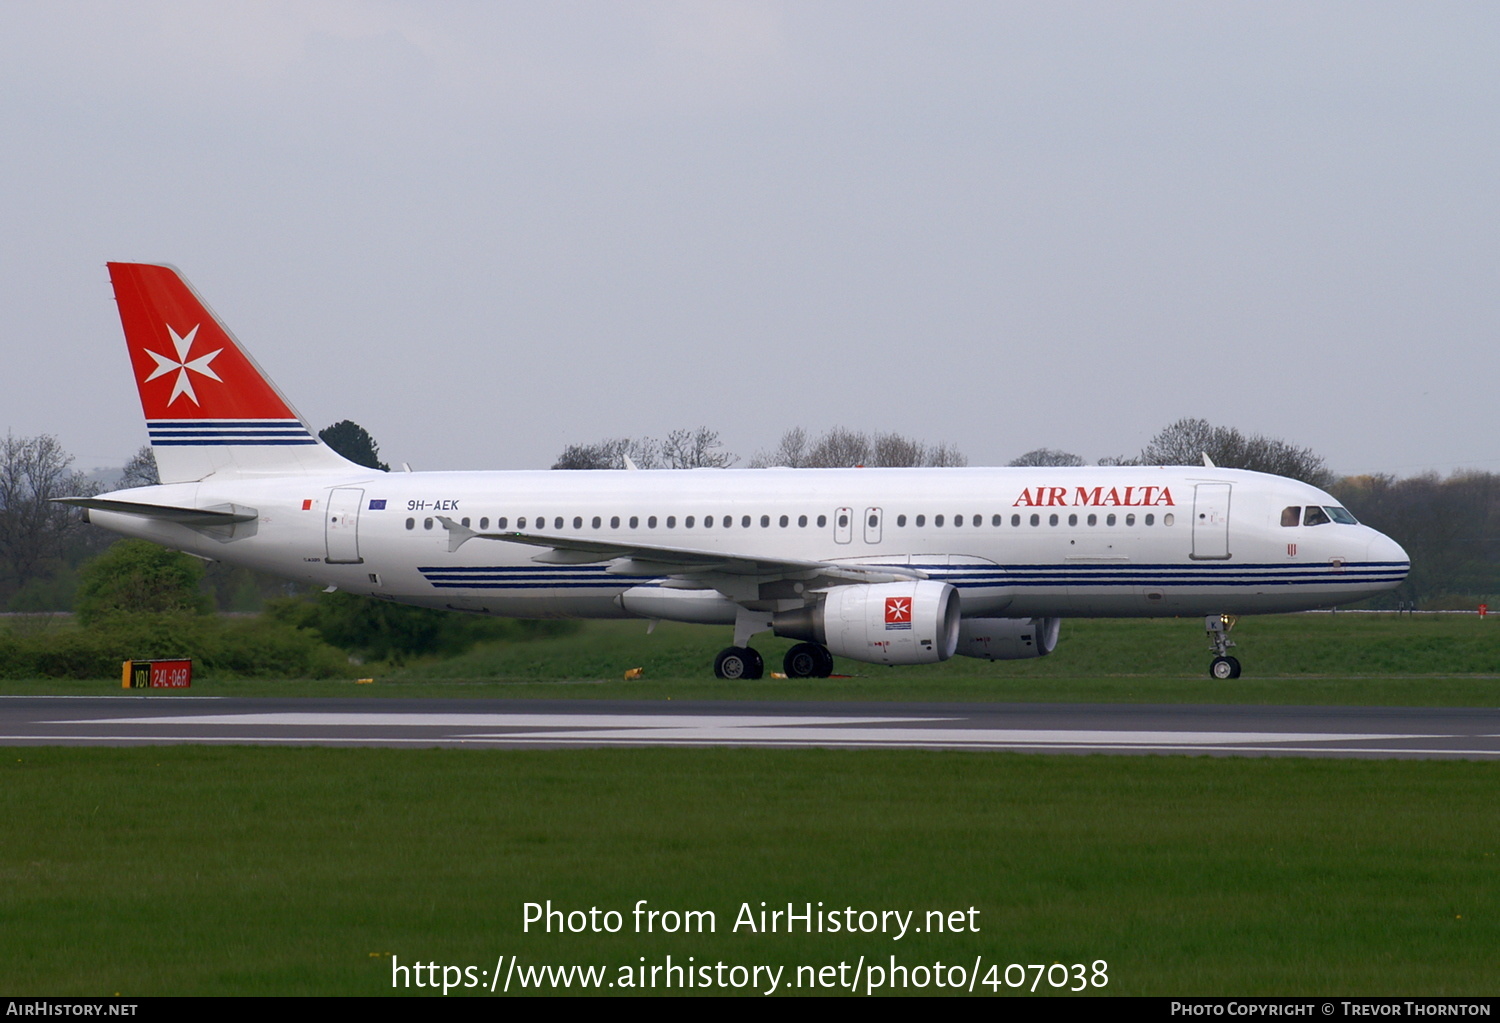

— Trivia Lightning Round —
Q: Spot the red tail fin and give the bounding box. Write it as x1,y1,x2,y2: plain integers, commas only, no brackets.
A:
108,263,364,483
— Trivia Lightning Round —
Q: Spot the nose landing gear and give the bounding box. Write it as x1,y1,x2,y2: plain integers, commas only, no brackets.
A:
1206,614,1241,679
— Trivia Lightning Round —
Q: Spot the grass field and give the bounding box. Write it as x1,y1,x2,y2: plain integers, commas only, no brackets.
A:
5,613,1496,706
3,746,1498,996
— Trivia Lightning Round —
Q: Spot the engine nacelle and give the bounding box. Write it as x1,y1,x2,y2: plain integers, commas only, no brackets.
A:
774,580,960,665
955,617,1061,660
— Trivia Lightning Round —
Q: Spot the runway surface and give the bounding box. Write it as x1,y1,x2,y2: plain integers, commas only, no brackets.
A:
2,695,1499,758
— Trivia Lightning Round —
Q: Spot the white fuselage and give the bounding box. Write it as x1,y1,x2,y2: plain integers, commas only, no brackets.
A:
89,465,1410,622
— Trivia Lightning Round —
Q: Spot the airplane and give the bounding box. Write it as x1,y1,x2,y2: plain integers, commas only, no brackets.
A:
62,262,1411,680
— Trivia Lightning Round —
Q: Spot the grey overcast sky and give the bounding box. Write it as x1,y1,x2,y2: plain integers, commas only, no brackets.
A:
2,1,1496,478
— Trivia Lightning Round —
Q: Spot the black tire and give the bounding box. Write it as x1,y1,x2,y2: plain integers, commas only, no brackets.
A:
1210,656,1236,680
1225,655,1242,679
784,643,833,678
714,646,763,680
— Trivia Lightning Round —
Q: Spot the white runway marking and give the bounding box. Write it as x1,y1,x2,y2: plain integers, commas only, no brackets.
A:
61,712,942,728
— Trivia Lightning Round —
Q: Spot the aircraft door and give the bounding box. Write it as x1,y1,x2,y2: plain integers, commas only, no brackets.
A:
325,487,365,564
834,507,853,544
864,507,883,544
1191,483,1232,560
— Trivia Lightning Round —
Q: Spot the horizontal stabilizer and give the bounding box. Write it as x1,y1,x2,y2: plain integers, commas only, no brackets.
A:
54,496,259,526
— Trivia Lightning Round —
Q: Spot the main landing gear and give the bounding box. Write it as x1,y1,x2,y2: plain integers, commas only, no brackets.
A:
1206,613,1242,679
711,642,836,679
783,642,835,679
713,646,763,680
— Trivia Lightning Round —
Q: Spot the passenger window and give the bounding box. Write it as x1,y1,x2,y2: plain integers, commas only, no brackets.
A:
629,516,638,529
1011,514,1021,527
648,516,657,528
423,518,433,530
952,514,961,527
704,516,713,529
1163,513,1174,526
517,517,527,529
1281,506,1301,527
405,517,414,530
798,514,808,527
461,517,471,527
1125,514,1135,526
935,514,945,527
1049,514,1059,526
817,515,827,528
780,515,789,527
838,513,849,528
666,516,677,528
480,517,489,530
1068,514,1077,526
1145,514,1155,526
498,517,508,529
916,514,926,527
897,514,907,527
1106,513,1116,526
972,514,981,527
591,516,601,529
685,516,695,528
992,514,1001,526
573,516,583,529
1030,514,1040,526
610,516,620,529
742,515,751,528
1304,506,1331,527
723,515,732,528
1086,513,1096,526
761,515,770,528
554,517,564,530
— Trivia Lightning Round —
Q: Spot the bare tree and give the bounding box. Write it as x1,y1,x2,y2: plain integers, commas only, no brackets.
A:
806,427,873,468
553,436,665,470
120,445,160,488
660,427,736,469
925,441,967,468
753,427,965,468
1138,418,1332,487
1009,448,1084,467
871,433,925,468
0,434,98,591
749,427,811,468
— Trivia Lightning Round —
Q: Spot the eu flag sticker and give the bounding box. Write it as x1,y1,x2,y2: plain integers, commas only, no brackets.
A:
368,499,387,510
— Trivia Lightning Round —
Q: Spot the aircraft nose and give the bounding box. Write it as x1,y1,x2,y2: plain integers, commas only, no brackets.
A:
1368,530,1410,577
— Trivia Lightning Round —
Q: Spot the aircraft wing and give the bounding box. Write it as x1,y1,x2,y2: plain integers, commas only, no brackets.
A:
434,517,925,596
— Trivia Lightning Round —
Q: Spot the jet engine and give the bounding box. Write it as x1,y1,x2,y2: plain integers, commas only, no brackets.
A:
955,617,1062,660
774,580,960,665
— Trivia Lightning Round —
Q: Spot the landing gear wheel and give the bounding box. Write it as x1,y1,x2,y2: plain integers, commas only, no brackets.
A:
714,646,763,680
1209,656,1242,680
783,643,834,679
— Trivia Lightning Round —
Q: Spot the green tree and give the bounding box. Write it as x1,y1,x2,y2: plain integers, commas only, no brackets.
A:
74,540,212,625
319,420,390,471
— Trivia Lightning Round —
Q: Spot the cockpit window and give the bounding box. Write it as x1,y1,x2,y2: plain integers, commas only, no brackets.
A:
1303,506,1331,527
1281,506,1301,527
1326,506,1358,525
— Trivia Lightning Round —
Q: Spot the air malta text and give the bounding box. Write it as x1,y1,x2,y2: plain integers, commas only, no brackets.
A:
1013,486,1176,508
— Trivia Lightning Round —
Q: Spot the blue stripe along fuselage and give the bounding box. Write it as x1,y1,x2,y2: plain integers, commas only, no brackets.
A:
417,561,1410,591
